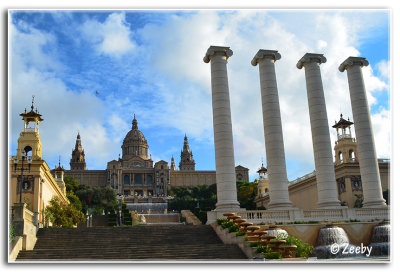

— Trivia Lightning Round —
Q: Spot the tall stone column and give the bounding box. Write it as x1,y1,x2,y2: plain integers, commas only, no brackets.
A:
339,57,386,207
251,50,292,209
203,45,240,211
297,53,340,208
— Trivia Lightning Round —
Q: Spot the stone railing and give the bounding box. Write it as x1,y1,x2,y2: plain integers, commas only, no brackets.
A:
237,210,291,222
207,207,389,224
181,210,202,225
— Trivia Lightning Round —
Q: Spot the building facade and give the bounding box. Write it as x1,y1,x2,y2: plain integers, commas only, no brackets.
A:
255,114,390,209
65,115,249,196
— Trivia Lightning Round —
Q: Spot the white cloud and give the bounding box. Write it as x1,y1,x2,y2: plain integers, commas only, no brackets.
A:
9,11,390,180
9,22,121,169
376,59,390,79
133,10,390,179
80,12,135,57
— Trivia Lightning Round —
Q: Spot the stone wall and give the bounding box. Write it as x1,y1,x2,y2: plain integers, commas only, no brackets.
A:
65,170,107,187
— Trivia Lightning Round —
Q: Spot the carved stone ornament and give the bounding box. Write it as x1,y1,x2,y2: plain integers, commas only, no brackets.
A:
338,56,369,72
251,49,281,66
203,45,233,63
296,53,327,69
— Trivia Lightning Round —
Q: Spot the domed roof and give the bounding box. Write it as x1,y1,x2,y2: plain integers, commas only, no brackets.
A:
123,115,148,145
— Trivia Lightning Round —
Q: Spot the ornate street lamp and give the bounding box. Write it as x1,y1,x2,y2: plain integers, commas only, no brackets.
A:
14,150,32,203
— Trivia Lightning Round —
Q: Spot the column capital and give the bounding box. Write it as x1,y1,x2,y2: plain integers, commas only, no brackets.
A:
203,45,233,63
296,53,327,69
251,49,281,66
338,56,369,72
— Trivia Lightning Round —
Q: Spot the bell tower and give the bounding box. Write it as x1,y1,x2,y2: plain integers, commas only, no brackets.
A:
17,96,43,160
70,133,87,170
179,134,195,171
332,114,358,165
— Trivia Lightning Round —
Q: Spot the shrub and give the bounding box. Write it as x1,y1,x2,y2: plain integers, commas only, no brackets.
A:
275,233,313,258
255,245,272,254
235,230,246,236
249,241,260,247
221,221,235,229
228,224,239,233
9,221,16,242
264,252,282,259
217,218,227,225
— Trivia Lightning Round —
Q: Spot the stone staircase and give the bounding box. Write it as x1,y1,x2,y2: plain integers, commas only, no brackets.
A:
16,225,247,261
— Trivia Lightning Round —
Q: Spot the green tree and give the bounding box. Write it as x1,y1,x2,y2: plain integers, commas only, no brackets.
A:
237,181,258,210
45,196,85,228
64,176,81,193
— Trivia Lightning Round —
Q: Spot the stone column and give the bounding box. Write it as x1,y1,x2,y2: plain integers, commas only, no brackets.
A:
203,45,240,211
251,50,292,209
297,53,340,208
339,57,386,207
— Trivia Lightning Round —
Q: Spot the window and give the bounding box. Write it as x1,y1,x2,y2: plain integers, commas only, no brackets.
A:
147,175,153,185
124,175,130,185
161,165,164,169
135,174,142,185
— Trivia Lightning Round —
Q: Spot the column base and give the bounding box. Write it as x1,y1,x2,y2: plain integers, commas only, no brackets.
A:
317,200,342,209
363,200,387,208
267,201,293,210
215,200,241,211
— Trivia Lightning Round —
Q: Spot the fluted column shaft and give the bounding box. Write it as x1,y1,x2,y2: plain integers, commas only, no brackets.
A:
297,53,340,208
252,50,292,209
204,46,240,211
339,57,386,207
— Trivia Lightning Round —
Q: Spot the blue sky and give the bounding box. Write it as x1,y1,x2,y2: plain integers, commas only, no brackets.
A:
9,10,390,182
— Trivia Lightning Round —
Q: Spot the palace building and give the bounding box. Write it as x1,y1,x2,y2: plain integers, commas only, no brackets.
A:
64,115,249,197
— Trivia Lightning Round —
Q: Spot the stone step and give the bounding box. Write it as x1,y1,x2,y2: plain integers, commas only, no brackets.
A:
16,225,247,261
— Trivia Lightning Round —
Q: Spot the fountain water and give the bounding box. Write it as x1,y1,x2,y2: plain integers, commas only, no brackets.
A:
127,203,181,224
127,203,168,214
368,224,390,256
312,226,361,259
265,228,288,237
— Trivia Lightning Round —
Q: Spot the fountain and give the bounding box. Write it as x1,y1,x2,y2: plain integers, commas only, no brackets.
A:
312,225,361,259
127,203,180,224
127,203,168,214
368,224,390,257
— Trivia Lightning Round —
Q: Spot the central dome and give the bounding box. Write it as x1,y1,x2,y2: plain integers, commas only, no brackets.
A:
121,115,149,160
123,115,148,145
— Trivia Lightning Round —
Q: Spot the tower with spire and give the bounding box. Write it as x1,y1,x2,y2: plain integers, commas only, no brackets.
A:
179,134,195,171
170,155,177,171
70,132,87,170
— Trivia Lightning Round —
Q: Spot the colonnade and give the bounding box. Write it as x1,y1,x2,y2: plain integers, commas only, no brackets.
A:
204,45,386,211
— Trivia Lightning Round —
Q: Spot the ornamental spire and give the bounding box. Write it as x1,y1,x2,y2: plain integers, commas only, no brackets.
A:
132,113,138,129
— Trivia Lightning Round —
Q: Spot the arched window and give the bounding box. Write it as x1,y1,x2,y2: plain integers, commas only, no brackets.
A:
24,146,32,156
124,175,130,185
349,150,355,161
135,175,142,185
338,152,343,163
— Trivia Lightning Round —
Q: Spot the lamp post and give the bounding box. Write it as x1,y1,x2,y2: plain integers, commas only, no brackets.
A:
14,150,32,203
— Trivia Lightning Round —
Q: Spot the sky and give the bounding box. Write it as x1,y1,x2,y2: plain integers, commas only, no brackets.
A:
8,9,391,182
